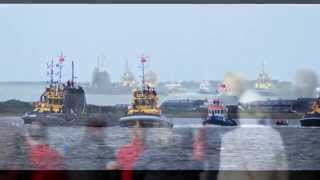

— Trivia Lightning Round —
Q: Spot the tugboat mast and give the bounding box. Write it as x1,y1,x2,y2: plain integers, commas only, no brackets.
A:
72,61,75,87
58,52,65,83
141,56,147,89
50,57,54,86
142,60,145,87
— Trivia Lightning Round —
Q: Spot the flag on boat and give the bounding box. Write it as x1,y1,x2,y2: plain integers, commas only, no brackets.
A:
59,53,65,63
141,57,147,64
59,57,64,63
218,83,228,94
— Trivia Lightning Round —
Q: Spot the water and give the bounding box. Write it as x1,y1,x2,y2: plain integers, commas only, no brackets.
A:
0,83,319,171
0,117,319,170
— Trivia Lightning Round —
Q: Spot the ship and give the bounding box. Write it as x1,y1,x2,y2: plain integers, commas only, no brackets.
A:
86,59,140,95
85,58,114,94
22,57,87,125
120,60,138,89
300,96,320,127
202,99,237,126
119,56,173,128
164,81,187,95
255,61,273,90
253,61,279,100
199,80,212,94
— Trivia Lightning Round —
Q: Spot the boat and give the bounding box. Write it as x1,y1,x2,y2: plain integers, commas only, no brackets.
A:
202,99,237,126
199,80,212,94
120,60,138,89
164,81,186,95
22,57,86,125
119,56,173,128
300,97,320,127
254,61,273,90
85,57,114,94
275,119,289,126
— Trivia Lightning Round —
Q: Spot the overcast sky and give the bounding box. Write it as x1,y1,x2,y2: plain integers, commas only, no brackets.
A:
1,5,320,82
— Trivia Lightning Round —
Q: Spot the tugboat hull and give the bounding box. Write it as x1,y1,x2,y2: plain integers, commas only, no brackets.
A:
119,115,173,128
22,112,122,127
301,118,320,127
300,113,320,127
203,116,237,126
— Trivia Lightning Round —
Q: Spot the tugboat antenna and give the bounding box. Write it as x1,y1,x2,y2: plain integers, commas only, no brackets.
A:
140,56,147,89
72,61,75,87
50,57,54,86
58,52,64,83
142,60,145,87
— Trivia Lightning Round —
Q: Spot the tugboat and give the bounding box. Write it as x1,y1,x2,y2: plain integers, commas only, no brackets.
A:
300,97,320,127
202,99,237,126
22,57,86,125
119,56,173,128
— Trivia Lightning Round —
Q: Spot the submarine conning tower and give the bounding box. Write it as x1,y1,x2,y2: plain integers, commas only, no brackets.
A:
63,85,86,114
63,61,86,114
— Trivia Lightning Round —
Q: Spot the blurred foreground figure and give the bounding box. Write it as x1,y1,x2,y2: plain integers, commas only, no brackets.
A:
106,127,145,180
26,122,65,170
26,122,67,180
217,117,288,180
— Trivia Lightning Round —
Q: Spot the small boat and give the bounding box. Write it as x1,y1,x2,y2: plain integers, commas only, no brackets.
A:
300,97,320,127
275,119,289,126
202,99,237,126
164,81,187,95
119,56,173,128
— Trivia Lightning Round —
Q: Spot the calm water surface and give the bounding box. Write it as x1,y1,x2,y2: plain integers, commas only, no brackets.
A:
0,117,319,171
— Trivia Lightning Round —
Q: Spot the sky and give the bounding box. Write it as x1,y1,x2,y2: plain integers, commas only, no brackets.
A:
1,4,320,82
